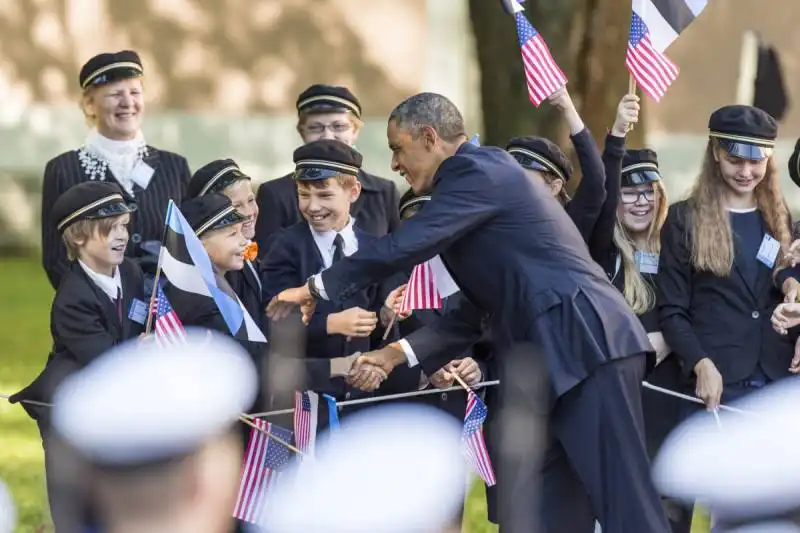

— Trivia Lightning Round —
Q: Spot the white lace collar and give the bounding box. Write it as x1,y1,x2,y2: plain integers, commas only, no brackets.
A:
78,129,149,192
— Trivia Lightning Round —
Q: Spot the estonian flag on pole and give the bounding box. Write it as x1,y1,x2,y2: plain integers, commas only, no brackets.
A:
159,200,266,343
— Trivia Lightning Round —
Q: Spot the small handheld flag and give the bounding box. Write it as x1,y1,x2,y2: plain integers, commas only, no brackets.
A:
513,9,567,107
293,391,319,455
462,391,496,486
233,420,294,524
401,261,443,313
626,0,708,102
152,283,186,346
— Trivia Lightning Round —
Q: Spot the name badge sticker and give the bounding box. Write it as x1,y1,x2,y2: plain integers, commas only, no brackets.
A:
635,251,659,274
756,234,780,268
128,298,148,324
130,162,155,190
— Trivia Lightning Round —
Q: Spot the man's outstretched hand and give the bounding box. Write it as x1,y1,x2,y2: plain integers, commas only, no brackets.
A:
266,284,316,323
347,345,407,390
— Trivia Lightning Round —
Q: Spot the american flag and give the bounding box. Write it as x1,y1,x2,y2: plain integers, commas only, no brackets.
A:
152,284,186,345
293,391,318,455
401,261,442,313
233,420,294,524
626,11,679,102
462,390,496,486
515,11,567,107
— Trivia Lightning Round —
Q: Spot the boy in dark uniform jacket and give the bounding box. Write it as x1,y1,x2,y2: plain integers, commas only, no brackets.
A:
10,181,144,532
186,159,265,335
254,84,399,258
262,140,401,429
168,195,361,399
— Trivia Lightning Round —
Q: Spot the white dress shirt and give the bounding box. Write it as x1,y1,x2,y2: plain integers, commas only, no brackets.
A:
79,260,122,302
310,217,358,268
312,218,421,367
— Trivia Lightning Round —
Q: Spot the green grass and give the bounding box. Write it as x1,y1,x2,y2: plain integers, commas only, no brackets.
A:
0,257,54,532
0,256,709,532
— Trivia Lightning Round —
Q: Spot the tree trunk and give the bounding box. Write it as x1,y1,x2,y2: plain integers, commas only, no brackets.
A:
468,0,646,190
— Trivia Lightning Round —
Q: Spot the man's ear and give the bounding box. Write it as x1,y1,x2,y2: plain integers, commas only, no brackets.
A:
421,125,438,151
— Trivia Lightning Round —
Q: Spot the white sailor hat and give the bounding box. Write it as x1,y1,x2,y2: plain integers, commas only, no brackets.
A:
653,379,800,522
259,404,467,533
52,330,257,468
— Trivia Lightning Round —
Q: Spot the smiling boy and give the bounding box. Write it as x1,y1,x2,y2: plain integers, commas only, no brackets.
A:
11,180,145,531
186,159,265,334
262,140,401,426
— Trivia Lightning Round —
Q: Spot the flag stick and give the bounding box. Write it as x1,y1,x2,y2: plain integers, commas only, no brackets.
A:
0,393,52,407
626,74,638,133
238,415,304,456
628,74,637,95
145,200,174,335
453,373,473,394
381,312,398,341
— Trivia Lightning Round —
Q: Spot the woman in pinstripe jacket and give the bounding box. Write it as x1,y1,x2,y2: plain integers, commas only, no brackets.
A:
41,50,190,290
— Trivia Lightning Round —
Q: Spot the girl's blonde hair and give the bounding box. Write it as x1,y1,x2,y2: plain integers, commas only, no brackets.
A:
613,179,669,315
686,140,790,277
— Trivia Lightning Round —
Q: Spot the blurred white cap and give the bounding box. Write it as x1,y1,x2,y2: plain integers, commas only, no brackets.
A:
52,329,257,467
653,379,800,520
0,478,16,533
260,404,467,533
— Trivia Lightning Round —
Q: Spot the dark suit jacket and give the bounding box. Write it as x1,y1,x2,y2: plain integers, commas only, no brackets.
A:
226,260,267,336
41,147,191,289
319,141,652,405
12,259,145,424
658,201,794,382
254,171,400,258
262,222,402,400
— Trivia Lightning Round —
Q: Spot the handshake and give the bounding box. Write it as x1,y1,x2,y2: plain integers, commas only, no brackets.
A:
333,346,483,393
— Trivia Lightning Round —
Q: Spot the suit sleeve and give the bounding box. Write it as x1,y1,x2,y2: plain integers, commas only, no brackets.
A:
255,182,290,258
52,298,117,366
588,134,625,260
565,128,607,243
404,296,486,376
42,159,69,289
657,205,706,375
321,156,500,303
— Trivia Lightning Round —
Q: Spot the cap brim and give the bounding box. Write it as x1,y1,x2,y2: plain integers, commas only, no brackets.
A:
512,155,550,174
718,140,773,161
294,167,355,181
92,201,137,219
622,170,662,187
84,67,143,90
197,209,248,237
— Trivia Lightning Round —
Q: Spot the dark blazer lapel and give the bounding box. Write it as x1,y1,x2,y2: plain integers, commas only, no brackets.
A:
244,260,262,295
301,225,326,277
142,146,162,175
731,254,757,301
77,264,123,338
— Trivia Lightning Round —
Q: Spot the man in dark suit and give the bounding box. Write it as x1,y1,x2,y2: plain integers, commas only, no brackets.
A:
254,84,399,258
267,93,670,533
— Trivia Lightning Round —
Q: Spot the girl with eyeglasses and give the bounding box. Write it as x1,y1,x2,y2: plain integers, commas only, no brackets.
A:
594,96,694,533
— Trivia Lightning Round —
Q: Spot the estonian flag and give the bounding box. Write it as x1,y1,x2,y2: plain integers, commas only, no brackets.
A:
159,200,266,343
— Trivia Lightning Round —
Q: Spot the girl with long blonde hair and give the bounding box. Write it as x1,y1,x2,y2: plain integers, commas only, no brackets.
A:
658,105,796,416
